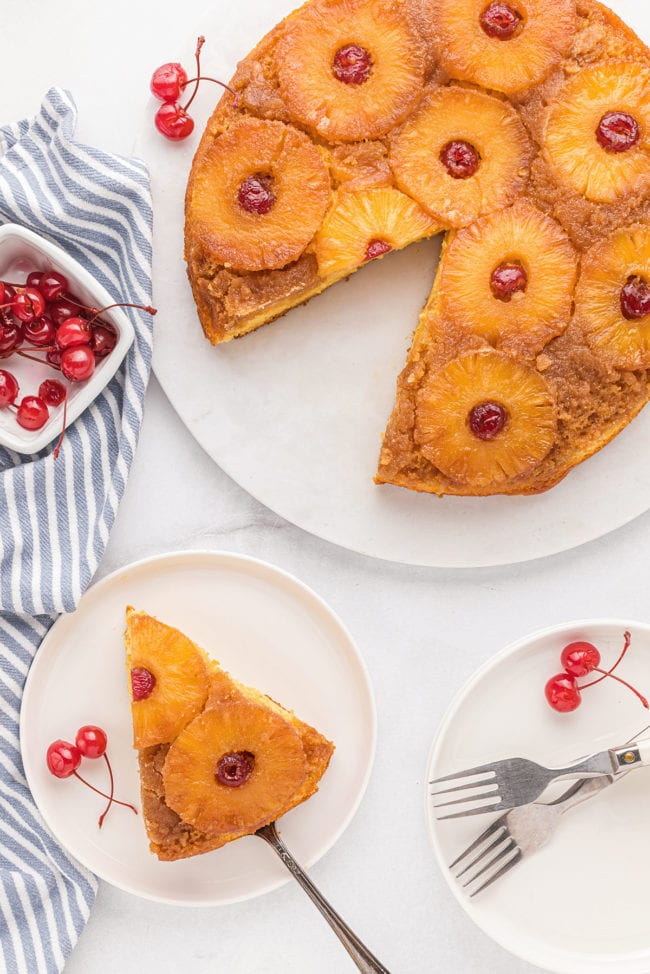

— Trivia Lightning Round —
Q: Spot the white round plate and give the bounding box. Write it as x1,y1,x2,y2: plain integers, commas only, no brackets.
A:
20,550,376,906
426,619,650,973
139,1,650,567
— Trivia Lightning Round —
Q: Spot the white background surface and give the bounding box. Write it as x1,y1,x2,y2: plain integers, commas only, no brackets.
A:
2,1,650,972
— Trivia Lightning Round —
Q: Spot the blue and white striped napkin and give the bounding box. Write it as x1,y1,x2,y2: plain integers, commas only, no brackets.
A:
0,88,153,973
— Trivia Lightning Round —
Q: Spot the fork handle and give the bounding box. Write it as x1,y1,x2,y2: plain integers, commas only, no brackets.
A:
256,823,391,974
610,736,650,770
556,775,614,813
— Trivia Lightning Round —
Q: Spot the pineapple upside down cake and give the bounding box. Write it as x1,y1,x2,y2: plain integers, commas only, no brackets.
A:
125,608,334,860
184,0,650,497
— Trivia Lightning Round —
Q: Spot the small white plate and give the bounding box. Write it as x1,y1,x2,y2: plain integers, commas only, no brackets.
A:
20,550,376,906
0,223,134,453
426,619,650,974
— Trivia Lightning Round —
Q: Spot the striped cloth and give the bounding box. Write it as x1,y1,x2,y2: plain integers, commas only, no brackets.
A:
0,88,153,973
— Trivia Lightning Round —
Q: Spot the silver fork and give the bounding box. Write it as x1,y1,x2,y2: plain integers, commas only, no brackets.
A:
430,736,650,819
256,822,391,973
447,775,614,896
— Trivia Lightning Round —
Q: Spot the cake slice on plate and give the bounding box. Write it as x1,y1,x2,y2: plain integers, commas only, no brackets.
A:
125,607,334,861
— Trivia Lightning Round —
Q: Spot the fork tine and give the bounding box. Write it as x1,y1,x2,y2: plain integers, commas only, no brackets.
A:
431,778,499,798
455,830,508,879
469,848,522,897
433,786,499,810
429,765,496,785
448,819,504,870
461,837,517,888
436,800,505,820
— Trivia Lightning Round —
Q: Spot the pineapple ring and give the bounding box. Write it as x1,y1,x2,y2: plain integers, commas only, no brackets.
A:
276,0,426,142
389,86,532,228
415,350,557,486
162,702,307,836
125,609,209,749
545,62,650,203
315,188,440,277
440,200,577,355
185,117,331,272
428,0,576,96
575,225,650,369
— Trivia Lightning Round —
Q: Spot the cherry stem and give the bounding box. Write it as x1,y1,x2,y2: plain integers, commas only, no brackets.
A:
183,35,205,112
580,631,631,689
585,667,649,708
182,76,240,109
72,770,138,819
86,302,157,328
57,295,157,325
60,294,97,315
16,349,61,370
98,752,115,828
53,391,68,460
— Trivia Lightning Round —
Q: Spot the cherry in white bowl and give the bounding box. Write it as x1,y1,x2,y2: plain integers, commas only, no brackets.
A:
0,223,136,454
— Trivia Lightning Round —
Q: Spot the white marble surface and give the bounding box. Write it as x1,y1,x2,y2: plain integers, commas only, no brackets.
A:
3,0,650,971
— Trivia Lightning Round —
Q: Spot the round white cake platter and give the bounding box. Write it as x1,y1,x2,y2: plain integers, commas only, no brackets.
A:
137,0,650,568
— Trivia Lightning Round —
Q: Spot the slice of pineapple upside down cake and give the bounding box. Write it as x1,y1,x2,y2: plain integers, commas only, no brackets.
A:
125,607,334,861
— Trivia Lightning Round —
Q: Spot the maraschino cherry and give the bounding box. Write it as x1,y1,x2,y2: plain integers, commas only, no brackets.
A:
440,140,480,180
469,401,509,440
216,751,255,788
0,370,19,407
545,631,648,713
39,379,66,407
47,726,137,828
151,62,189,102
332,44,373,85
131,666,156,701
365,239,392,262
480,2,523,40
16,396,49,431
152,36,239,142
491,262,528,301
620,276,650,320
597,112,640,153
0,266,156,453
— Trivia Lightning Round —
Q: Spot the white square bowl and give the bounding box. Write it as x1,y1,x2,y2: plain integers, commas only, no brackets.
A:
0,223,135,454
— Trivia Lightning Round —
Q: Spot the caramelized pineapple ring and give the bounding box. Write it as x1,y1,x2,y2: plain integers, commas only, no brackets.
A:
416,351,557,486
440,200,577,355
162,702,307,836
315,187,439,277
389,87,531,228
125,608,209,749
545,62,650,203
185,117,331,272
575,226,650,369
276,0,426,142
428,0,576,96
